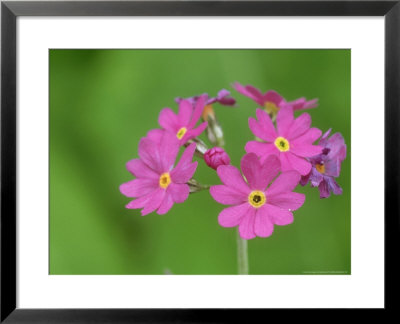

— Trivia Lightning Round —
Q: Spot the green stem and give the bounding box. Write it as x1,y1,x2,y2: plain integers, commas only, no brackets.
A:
206,121,249,274
236,229,249,275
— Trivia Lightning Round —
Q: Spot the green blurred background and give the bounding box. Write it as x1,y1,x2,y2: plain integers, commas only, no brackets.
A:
49,49,350,275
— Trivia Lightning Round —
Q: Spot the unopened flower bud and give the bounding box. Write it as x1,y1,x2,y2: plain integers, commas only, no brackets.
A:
204,147,230,170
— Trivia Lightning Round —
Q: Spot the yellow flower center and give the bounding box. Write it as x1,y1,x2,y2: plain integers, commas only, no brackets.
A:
274,137,290,152
316,163,325,174
264,101,279,115
176,127,187,140
248,190,266,208
202,104,215,121
159,172,171,189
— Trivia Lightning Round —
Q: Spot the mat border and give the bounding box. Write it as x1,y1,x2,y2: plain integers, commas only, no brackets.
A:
1,1,399,322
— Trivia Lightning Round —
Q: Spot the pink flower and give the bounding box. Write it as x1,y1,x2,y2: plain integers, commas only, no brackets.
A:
210,153,305,239
158,95,208,144
233,82,318,115
245,108,323,176
300,129,347,198
120,132,198,216
204,147,231,170
176,89,236,122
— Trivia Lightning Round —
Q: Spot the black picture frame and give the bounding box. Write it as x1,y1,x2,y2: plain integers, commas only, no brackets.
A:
1,0,398,322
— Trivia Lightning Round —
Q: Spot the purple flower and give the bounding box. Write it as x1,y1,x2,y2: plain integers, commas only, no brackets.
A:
233,82,318,116
245,108,323,176
175,89,236,108
210,153,305,239
120,132,198,215
300,129,347,198
204,147,231,170
158,95,208,145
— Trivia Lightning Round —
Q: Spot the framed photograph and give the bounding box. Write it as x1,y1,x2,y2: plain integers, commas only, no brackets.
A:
1,0,398,321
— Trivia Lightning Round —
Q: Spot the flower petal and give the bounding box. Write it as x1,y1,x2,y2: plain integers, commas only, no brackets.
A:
183,121,207,141
126,159,159,179
265,204,294,225
248,109,276,141
287,113,311,139
159,132,180,171
157,191,174,215
170,162,197,184
266,170,301,196
326,133,347,161
286,152,312,175
244,85,265,104
245,141,278,160
188,95,206,129
126,192,152,209
125,188,165,216
241,153,280,190
263,90,284,106
233,82,264,106
138,137,162,173
319,128,332,144
318,180,331,198
292,127,322,145
158,108,179,132
120,178,158,198
288,97,319,110
268,192,305,211
326,177,343,195
290,143,323,158
238,208,257,240
178,142,196,166
260,155,281,186
300,172,310,187
254,206,274,237
276,106,294,137
308,167,324,187
279,153,292,172
216,89,236,106
210,185,247,205
216,165,250,195
240,153,262,189
256,108,277,136
303,98,319,109
146,129,164,144
324,158,341,177
170,144,197,183
169,183,190,203
218,203,250,227
248,117,269,141
140,188,166,216
178,99,193,126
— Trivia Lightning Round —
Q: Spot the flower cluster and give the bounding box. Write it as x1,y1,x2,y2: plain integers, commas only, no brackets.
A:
120,92,234,215
120,84,347,240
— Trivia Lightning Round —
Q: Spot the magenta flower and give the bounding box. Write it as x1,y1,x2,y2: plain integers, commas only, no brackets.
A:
158,95,208,144
175,89,236,107
120,132,198,215
204,147,231,170
210,153,305,239
233,82,318,115
245,108,323,176
300,129,347,198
